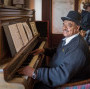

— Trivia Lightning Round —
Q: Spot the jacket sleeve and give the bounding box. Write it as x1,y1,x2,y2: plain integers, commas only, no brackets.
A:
44,48,57,57
36,48,86,87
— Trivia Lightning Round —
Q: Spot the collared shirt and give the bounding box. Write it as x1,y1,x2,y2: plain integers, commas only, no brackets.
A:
63,33,79,45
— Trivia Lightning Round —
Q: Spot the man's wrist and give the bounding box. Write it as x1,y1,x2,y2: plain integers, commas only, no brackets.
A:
32,69,38,79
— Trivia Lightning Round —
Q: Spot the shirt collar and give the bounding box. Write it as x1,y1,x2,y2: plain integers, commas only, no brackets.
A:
63,33,79,45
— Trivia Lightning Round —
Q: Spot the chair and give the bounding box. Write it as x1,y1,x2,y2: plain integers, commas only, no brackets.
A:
56,78,90,89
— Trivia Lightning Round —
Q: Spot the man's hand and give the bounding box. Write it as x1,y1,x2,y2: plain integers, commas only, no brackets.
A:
18,66,35,77
30,48,45,55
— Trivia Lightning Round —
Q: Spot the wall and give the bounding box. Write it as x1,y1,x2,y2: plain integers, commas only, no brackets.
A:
28,0,35,9
52,0,74,34
29,0,42,21
35,0,42,21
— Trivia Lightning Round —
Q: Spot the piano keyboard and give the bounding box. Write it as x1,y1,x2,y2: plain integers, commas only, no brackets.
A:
29,41,46,67
23,41,46,80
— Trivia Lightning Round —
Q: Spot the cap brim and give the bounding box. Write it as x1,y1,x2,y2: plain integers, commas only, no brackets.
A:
61,17,72,21
61,17,80,25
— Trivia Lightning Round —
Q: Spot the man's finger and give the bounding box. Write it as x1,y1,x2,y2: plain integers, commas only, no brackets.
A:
17,68,24,73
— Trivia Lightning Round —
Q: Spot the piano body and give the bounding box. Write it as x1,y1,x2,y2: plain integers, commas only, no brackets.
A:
0,6,46,89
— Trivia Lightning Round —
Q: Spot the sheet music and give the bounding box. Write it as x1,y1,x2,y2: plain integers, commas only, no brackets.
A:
29,22,38,36
16,23,29,46
22,22,33,41
8,24,24,52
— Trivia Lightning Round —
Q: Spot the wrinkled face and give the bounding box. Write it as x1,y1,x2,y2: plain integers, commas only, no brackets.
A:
62,20,80,37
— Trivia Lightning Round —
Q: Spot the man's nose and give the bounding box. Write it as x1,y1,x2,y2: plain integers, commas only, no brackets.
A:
63,25,67,30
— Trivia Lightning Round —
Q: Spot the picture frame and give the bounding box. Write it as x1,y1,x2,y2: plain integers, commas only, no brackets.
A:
13,0,24,5
29,22,38,36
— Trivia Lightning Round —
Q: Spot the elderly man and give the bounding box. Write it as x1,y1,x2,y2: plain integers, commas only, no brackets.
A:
19,11,90,89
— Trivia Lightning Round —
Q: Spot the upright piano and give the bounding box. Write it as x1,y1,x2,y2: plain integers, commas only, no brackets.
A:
0,6,47,89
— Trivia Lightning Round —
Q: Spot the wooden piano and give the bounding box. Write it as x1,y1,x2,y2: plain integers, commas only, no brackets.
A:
0,6,46,89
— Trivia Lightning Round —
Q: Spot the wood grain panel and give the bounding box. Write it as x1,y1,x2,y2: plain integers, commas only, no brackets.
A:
51,34,63,48
0,21,1,59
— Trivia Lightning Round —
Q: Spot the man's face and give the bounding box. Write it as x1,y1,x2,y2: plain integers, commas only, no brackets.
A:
62,20,80,37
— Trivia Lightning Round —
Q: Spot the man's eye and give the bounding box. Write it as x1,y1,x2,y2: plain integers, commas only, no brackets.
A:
68,24,72,27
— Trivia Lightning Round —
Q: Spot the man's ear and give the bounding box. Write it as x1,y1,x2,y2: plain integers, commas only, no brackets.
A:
77,26,80,31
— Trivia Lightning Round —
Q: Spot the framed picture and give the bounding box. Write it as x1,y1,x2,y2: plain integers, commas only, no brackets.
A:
30,22,38,36
13,0,24,5
4,0,10,6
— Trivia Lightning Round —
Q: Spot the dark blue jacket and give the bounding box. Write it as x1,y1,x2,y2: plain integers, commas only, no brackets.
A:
36,35,90,87
81,10,90,30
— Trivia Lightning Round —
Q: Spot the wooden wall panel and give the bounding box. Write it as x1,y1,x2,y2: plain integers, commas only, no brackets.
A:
0,21,1,59
42,0,52,47
51,34,63,48
74,0,79,11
